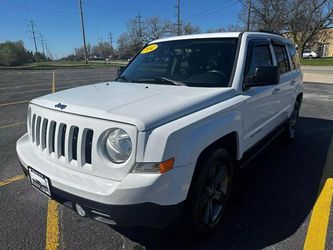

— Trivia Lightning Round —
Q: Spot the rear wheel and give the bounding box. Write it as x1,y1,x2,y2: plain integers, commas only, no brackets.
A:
283,100,300,142
185,148,233,236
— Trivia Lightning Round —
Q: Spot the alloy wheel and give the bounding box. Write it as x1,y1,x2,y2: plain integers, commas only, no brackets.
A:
199,161,229,226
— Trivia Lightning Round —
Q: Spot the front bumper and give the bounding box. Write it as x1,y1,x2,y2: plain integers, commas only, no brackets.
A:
21,165,183,228
17,133,194,227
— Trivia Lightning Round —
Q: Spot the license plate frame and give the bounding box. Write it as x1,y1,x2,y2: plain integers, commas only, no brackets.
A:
28,167,52,197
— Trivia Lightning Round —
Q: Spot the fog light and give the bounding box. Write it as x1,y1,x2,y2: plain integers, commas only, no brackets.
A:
75,203,86,217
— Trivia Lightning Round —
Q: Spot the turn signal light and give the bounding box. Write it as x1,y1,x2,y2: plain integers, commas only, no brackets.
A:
159,158,174,174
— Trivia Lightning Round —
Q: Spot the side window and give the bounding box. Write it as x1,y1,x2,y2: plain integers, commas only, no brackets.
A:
245,44,273,80
273,45,290,73
287,44,300,70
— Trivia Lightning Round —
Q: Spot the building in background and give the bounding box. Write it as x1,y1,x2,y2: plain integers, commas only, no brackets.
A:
284,27,333,57
314,27,333,57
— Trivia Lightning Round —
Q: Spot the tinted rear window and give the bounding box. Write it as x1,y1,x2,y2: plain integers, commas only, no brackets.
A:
273,45,290,74
287,44,300,70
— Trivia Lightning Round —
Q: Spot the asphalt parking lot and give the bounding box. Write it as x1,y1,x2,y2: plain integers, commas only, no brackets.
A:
0,68,333,250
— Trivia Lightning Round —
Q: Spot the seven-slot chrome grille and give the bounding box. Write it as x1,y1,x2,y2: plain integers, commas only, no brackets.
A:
30,113,94,167
27,103,137,181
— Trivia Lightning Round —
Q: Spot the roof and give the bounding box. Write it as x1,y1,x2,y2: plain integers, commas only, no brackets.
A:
149,31,294,44
150,32,242,44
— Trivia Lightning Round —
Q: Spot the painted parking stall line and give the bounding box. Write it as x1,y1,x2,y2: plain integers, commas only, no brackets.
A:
46,200,60,250
0,100,29,108
304,178,333,250
0,175,25,187
0,122,26,129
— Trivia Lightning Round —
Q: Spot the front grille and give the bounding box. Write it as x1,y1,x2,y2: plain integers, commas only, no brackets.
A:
71,127,79,161
31,115,94,167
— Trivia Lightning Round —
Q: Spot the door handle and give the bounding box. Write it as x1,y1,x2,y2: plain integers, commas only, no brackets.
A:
290,80,296,86
272,88,280,95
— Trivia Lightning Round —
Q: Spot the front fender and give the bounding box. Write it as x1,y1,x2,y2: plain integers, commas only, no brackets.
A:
136,98,244,167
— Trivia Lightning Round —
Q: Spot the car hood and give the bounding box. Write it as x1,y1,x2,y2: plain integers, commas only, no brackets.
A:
31,82,236,131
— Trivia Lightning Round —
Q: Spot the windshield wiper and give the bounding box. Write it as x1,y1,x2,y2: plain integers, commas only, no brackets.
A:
115,75,130,82
133,77,187,86
158,77,187,86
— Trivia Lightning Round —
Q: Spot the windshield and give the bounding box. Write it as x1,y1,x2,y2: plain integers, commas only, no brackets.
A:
117,38,239,87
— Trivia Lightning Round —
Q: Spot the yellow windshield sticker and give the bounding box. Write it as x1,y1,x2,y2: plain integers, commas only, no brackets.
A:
141,44,158,54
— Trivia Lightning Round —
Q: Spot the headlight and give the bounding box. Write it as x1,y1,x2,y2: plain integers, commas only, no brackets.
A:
105,128,132,163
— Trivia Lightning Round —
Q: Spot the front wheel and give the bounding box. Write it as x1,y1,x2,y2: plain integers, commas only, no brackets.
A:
185,148,234,236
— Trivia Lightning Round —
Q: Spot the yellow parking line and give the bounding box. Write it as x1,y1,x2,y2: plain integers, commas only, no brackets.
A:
0,175,25,187
0,85,77,96
0,100,29,108
0,122,25,129
46,200,60,250
304,178,333,250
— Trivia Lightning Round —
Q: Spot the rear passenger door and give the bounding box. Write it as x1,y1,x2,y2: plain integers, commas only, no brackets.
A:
271,40,295,123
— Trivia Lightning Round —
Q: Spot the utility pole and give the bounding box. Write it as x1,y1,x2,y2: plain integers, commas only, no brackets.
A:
247,0,252,31
40,34,46,55
135,12,143,45
45,43,53,60
28,20,38,54
176,0,181,36
108,32,114,48
78,0,88,64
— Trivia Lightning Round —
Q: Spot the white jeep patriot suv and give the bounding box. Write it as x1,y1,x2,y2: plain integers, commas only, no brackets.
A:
16,32,302,234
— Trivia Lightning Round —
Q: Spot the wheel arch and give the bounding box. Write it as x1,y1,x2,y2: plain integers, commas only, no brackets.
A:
195,131,239,171
296,92,303,105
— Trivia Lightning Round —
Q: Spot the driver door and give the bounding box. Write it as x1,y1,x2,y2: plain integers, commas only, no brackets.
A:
241,39,280,150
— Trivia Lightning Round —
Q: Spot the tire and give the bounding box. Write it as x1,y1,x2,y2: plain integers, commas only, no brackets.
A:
283,100,300,142
184,148,234,236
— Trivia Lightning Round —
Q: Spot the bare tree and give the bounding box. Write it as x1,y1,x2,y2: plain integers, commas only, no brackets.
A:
239,0,333,53
207,24,244,33
144,17,174,41
116,33,137,60
116,16,202,59
286,0,333,53
247,0,288,32
74,44,91,61
92,42,114,59
182,22,201,35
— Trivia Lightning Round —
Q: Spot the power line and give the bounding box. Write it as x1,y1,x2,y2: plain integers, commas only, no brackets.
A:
185,3,238,22
28,20,38,54
184,2,221,20
83,1,172,12
78,0,88,64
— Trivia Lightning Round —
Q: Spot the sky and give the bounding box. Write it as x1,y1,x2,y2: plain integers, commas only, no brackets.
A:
0,0,243,59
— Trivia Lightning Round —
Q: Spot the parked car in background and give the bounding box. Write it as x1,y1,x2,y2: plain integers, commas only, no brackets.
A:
302,50,318,59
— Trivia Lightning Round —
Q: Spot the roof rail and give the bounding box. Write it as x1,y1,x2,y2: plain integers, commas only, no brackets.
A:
257,29,284,37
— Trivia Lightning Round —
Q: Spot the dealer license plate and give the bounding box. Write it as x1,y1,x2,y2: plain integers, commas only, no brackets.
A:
28,167,51,197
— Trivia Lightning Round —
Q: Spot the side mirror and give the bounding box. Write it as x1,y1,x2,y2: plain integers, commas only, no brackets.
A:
117,66,126,76
244,66,280,88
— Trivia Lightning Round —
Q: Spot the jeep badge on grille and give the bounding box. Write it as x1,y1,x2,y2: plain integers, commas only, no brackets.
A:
55,103,67,110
